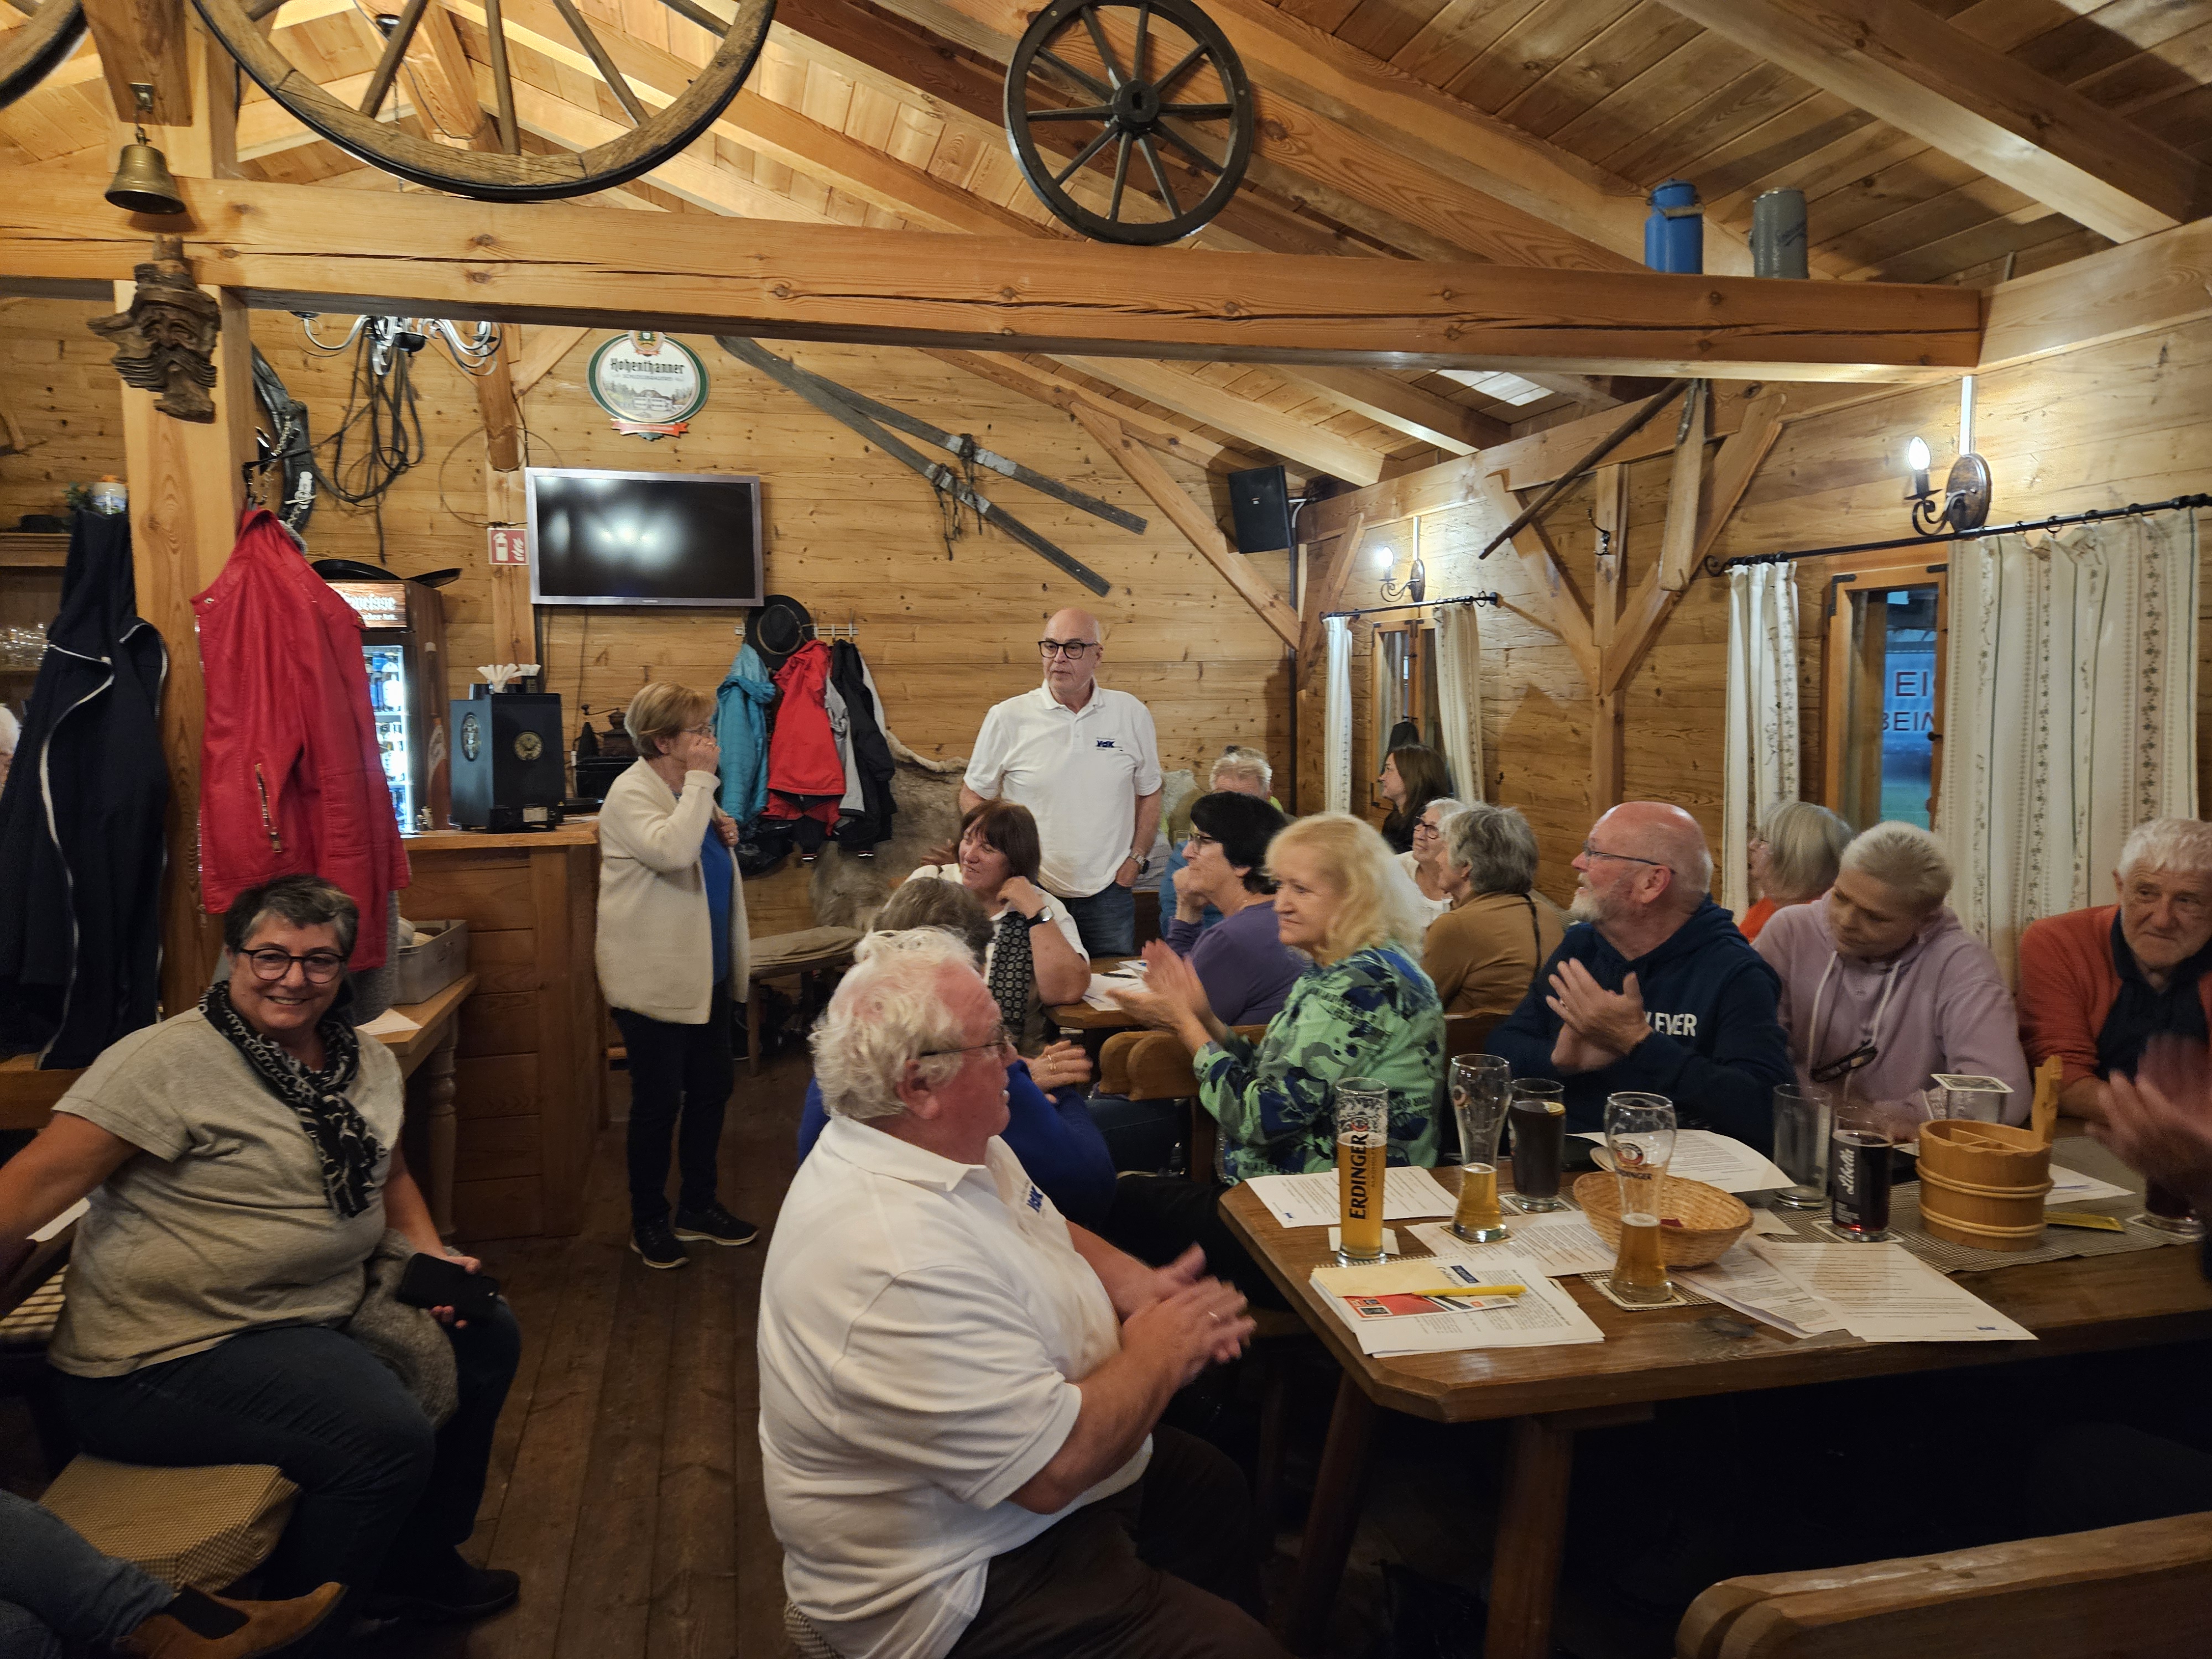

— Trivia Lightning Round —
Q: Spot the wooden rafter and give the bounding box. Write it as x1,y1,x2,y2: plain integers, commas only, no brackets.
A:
1652,0,2207,243
80,0,195,124
927,351,1262,473
1296,508,1366,681
1267,366,1506,457
1067,403,1300,649
1053,358,1389,486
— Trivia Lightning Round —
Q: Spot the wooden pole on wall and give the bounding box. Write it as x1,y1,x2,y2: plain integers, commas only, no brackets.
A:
116,22,251,1014
1588,463,1628,818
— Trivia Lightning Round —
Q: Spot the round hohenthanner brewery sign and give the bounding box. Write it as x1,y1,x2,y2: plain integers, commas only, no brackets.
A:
587,332,708,440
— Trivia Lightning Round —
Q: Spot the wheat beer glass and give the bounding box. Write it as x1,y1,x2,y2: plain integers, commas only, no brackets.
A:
1449,1056,1511,1243
1605,1092,1677,1304
1334,1077,1391,1265
1771,1083,1833,1209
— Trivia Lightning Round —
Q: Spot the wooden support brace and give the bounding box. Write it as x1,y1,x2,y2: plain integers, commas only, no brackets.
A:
473,324,523,473
1068,403,1299,649
1589,462,1628,820
1479,470,1597,687
1297,510,1368,676
512,325,588,400
1656,380,1708,594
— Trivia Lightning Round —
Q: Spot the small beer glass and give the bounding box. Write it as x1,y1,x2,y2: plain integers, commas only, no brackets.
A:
1771,1083,1833,1210
1830,1105,1895,1241
1334,1077,1391,1265
2136,1180,2208,1240
1605,1092,1676,1304
1449,1056,1512,1243
1507,1079,1568,1213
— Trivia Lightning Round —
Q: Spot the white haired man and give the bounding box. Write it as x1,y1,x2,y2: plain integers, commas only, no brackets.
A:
1485,801,1794,1149
758,930,1286,1659
961,608,1162,958
2018,817,2212,1124
1755,822,2029,1126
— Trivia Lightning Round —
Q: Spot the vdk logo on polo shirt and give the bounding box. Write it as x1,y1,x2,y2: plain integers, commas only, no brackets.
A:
1026,1185,1045,1212
1096,739,1116,749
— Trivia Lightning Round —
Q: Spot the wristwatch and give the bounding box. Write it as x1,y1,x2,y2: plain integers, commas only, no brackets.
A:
1125,849,1152,878
1025,902,1056,927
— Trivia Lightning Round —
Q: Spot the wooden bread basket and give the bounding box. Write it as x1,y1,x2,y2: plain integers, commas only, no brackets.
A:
1573,1172,1752,1268
1916,1119,2052,1251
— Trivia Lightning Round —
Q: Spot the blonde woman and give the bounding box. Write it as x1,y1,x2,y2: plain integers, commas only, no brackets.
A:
1106,813,1444,1297
597,682,754,1270
1740,800,1852,942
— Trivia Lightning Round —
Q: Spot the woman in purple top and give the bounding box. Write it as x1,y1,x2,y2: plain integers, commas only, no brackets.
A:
1152,791,1304,1025
1091,792,1301,1171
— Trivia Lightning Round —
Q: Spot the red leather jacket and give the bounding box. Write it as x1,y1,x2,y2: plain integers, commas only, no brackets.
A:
766,641,846,799
195,510,411,967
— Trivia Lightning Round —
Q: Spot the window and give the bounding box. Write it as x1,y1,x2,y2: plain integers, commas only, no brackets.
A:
1370,619,1441,808
1821,560,1947,831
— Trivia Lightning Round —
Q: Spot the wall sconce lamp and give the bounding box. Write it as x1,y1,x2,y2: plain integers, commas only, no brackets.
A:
1374,518,1427,604
1903,378,1993,535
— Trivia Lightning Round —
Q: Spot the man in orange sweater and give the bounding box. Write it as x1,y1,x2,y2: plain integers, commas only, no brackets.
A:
2017,818,2212,1123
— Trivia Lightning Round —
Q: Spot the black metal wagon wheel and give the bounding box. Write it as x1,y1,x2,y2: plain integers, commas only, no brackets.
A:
188,0,773,202
1003,0,1253,246
0,0,86,110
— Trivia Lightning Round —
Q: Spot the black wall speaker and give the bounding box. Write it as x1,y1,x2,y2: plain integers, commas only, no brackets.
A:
1228,465,1294,554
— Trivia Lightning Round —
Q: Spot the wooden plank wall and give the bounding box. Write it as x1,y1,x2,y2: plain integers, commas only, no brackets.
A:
1300,318,2212,906
1,301,1293,933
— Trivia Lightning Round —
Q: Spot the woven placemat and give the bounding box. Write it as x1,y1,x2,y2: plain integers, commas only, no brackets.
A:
1580,1272,1716,1311
1751,1184,2183,1275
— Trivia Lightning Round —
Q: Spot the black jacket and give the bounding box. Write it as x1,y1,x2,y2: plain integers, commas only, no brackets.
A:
828,640,897,851
0,512,169,1067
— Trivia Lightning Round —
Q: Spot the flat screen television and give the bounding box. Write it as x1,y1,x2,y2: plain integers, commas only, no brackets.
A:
526,467,764,607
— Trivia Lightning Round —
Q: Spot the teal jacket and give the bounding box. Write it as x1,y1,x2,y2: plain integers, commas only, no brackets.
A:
1197,945,1444,1183
713,643,777,823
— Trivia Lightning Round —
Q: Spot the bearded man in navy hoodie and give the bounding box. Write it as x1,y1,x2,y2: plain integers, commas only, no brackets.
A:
1486,802,1794,1152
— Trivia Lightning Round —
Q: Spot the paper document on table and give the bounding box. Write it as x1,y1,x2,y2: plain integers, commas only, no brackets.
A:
1080,972,1145,1009
1746,1209,1798,1236
1408,1214,1616,1279
1678,1243,1845,1337
2046,1165,2133,1205
1749,1239,2034,1343
1574,1129,1791,1193
1245,1166,1457,1229
1310,1253,1605,1357
356,1008,420,1037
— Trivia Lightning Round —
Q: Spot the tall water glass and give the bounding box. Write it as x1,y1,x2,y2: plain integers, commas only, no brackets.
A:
1334,1077,1391,1265
1508,1079,1568,1213
1449,1056,1512,1243
1605,1092,1677,1304
1771,1083,1833,1210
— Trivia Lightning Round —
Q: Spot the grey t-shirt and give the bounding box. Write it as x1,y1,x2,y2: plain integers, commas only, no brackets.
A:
48,1007,405,1377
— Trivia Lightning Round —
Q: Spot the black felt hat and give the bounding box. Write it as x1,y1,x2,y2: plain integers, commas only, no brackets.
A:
751,593,813,675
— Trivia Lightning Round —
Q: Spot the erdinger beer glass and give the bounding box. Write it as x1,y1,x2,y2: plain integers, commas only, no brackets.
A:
1450,1056,1512,1243
1605,1092,1677,1305
1334,1077,1390,1266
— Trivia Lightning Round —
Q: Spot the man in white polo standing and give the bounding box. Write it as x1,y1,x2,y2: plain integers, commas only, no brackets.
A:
962,607,1162,958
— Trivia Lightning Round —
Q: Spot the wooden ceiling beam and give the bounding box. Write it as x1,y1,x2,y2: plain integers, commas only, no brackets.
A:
1651,0,2207,243
926,351,1264,473
1052,358,1389,484
1980,212,2212,373
1266,366,1507,456
0,175,1984,377
79,0,195,124
403,2,500,151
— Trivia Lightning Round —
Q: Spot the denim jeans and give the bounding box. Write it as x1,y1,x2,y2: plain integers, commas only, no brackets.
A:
57,1307,521,1599
613,977,734,1228
1062,881,1137,958
0,1488,173,1659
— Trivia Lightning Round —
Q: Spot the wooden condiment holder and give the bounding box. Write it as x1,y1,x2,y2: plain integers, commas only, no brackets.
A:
1917,1119,2053,1251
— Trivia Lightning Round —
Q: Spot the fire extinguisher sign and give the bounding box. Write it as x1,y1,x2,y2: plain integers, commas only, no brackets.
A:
488,525,530,566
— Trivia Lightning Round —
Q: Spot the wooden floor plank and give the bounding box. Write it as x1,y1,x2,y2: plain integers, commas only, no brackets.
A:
646,1236,740,1659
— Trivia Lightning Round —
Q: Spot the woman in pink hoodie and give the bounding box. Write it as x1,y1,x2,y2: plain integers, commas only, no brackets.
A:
1754,821,2031,1126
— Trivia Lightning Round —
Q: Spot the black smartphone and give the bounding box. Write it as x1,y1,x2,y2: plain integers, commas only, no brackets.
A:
396,1252,501,1319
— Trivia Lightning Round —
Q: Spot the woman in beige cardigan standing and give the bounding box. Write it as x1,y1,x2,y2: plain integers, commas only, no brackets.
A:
597,682,754,1270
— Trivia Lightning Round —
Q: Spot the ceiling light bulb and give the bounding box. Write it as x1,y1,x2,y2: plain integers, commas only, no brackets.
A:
1906,435,1930,473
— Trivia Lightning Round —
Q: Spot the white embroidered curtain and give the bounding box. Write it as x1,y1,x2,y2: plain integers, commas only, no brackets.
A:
1323,614,1353,815
1721,564,1802,918
1939,512,2199,983
1431,600,1486,803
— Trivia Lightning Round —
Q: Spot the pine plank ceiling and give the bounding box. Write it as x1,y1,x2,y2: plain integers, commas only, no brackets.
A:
5,0,2208,482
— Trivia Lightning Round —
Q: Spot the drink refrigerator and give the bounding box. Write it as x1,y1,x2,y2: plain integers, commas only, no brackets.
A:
326,578,451,834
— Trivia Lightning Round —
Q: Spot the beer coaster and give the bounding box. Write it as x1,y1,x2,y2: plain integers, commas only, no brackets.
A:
1326,1227,1401,1257
1808,1220,1896,1245
1504,1196,1577,1216
1582,1272,1712,1312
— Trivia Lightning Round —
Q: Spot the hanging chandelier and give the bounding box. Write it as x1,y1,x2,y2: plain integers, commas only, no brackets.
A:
294,312,503,377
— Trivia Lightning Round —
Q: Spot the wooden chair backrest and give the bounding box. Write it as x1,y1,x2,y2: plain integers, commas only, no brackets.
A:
1442,1013,1498,1061
1676,1510,2212,1659
1097,1026,1265,1188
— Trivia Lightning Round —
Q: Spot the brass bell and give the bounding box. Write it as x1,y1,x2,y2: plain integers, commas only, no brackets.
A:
106,127,185,216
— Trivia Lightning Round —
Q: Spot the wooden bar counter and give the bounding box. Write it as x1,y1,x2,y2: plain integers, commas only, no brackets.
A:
401,821,604,1241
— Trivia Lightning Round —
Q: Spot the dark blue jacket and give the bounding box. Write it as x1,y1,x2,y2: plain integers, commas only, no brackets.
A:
1485,896,1793,1152
798,1061,1117,1230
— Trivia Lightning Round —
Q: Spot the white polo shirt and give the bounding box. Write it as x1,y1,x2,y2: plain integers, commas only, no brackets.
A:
964,684,1162,900
758,1117,1148,1659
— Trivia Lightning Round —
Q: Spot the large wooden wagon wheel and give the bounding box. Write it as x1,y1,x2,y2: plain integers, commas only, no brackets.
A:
189,0,773,201
1,0,86,109
1004,0,1253,245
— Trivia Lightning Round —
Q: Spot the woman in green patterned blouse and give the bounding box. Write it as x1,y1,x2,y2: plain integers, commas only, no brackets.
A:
1103,812,1444,1297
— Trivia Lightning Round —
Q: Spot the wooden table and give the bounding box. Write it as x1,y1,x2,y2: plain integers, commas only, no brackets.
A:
1046,956,1141,1032
1221,1159,2212,1659
0,973,478,1236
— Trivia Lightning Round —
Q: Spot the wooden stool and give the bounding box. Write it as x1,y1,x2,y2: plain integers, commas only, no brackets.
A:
743,927,862,1075
41,1458,300,1592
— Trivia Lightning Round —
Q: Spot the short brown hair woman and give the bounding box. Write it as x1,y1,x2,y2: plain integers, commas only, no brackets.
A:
597,682,755,1270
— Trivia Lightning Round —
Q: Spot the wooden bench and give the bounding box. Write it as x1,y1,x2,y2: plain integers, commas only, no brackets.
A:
1676,1511,2212,1658
743,926,862,1075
